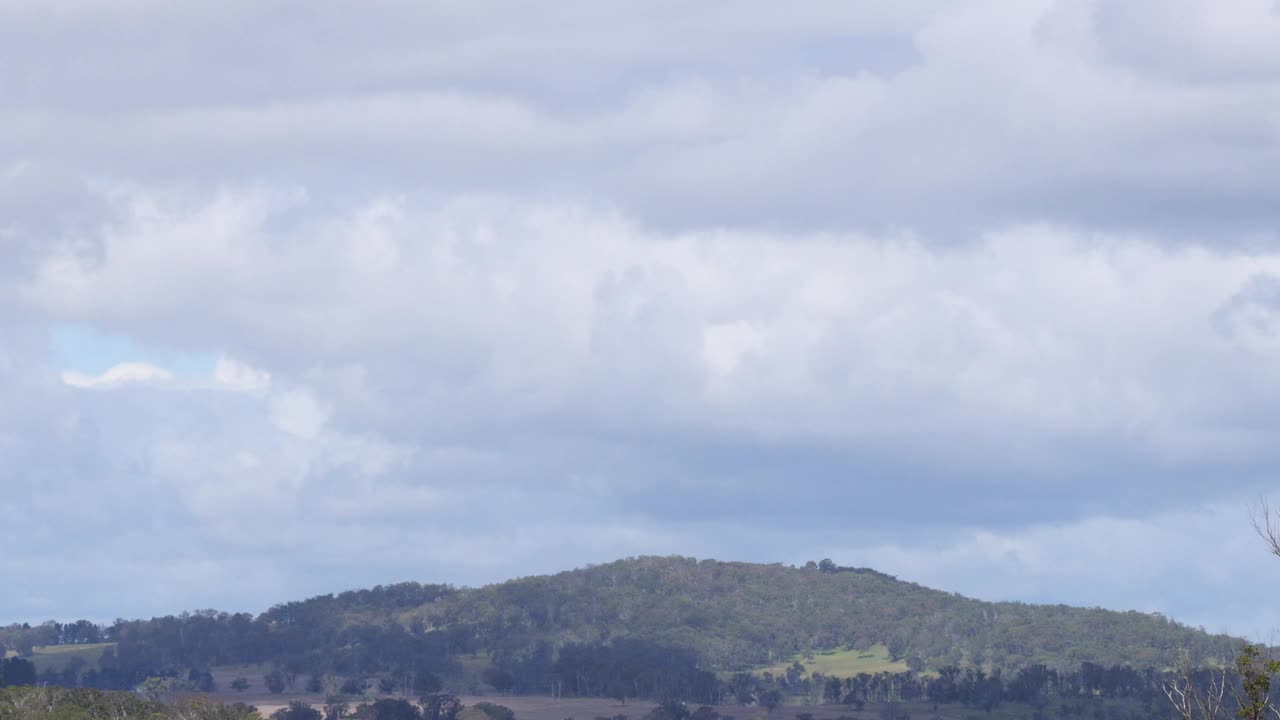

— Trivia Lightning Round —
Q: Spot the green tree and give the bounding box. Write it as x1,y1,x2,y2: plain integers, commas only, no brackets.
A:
421,693,462,720
759,690,783,718
365,698,423,720
472,703,515,720
265,668,288,694
482,668,514,695
324,696,351,720
1232,644,1280,720
273,700,323,720
412,670,441,696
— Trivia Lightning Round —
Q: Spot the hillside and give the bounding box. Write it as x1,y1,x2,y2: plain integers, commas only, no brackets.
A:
0,556,1242,696
415,556,1237,671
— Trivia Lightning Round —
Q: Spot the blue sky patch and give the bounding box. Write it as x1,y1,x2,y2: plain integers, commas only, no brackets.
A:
49,324,219,377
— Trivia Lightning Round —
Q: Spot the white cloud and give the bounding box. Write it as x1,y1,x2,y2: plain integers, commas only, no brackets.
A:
269,387,329,440
213,355,270,392
61,361,172,389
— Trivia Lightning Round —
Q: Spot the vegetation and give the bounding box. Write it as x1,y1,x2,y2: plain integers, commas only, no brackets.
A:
0,556,1247,709
0,685,258,719
755,646,908,679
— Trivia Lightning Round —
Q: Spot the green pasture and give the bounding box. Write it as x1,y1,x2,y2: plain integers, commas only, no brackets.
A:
4,643,115,674
757,645,910,678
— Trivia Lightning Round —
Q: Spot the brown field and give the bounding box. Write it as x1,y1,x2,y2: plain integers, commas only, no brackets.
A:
207,665,963,720
219,691,948,720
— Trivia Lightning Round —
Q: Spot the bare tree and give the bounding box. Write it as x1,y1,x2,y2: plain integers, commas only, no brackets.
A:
1173,500,1280,720
1252,498,1280,559
1163,653,1228,720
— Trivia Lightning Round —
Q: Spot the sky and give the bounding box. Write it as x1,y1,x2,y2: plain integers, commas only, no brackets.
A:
3,0,1280,639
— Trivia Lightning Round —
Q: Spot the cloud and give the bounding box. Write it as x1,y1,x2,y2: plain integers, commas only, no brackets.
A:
829,498,1280,639
60,361,173,389
2,1,1278,235
212,355,271,392
270,388,329,440
3,0,1280,637
6,190,1280,632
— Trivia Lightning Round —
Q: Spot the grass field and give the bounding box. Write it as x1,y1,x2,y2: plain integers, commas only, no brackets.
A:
2,643,116,674
755,645,909,678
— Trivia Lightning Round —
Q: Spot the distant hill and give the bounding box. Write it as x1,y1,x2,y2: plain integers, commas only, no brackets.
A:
0,556,1242,695
405,556,1238,671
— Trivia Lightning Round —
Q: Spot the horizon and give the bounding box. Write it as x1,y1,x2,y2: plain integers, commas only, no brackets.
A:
0,554,1250,643
6,1,1280,644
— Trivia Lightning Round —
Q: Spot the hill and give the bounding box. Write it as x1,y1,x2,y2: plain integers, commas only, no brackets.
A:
0,556,1241,697
410,556,1237,671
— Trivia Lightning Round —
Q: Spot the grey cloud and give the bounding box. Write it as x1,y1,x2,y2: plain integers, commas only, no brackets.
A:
6,0,1280,634
2,1,1279,236
1089,0,1280,83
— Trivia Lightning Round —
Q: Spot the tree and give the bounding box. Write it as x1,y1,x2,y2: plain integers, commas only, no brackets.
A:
608,678,631,706
413,670,442,696
232,676,251,693
1164,504,1280,720
472,702,515,720
0,658,36,687
273,700,324,720
759,689,784,717
1231,644,1280,720
824,677,844,704
364,698,423,720
137,675,194,700
483,667,515,695
325,695,351,720
172,695,262,720
265,668,288,694
1253,499,1280,559
421,693,463,720
1164,653,1228,720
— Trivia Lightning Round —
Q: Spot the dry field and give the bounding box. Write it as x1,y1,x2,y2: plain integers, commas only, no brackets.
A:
245,695,663,719
242,694,940,720
206,666,946,720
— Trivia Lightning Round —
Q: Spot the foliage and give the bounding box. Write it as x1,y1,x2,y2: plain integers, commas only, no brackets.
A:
0,657,36,687
0,556,1246,697
265,667,288,694
273,701,323,720
471,702,516,720
1231,644,1280,720
356,698,424,720
421,693,463,720
0,686,256,719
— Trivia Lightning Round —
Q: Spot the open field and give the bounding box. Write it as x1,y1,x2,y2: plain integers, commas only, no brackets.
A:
243,695,1074,720
2,643,115,674
755,645,909,678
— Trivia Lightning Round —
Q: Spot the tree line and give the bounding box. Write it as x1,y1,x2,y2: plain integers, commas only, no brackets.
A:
1,557,1242,689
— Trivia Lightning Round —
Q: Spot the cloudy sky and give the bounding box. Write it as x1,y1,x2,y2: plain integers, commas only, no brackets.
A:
4,0,1280,639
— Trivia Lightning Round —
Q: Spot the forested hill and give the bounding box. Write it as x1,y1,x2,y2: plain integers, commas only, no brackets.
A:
1,556,1241,692
419,556,1237,671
